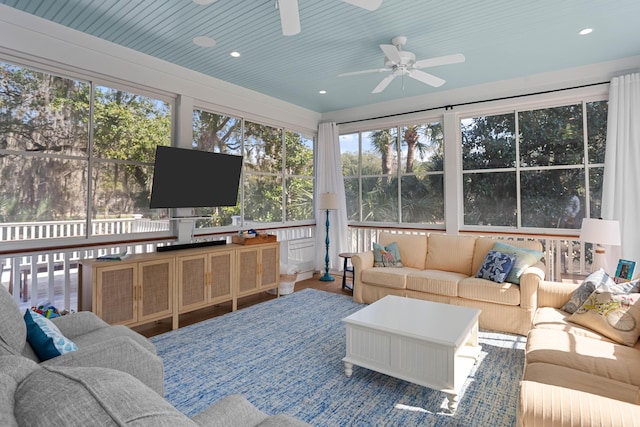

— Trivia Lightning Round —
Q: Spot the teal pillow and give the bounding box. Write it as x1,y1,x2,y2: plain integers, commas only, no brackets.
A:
492,242,543,285
373,242,403,267
476,250,516,283
24,310,78,361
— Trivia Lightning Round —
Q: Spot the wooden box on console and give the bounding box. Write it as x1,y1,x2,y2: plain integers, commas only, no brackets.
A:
232,234,277,245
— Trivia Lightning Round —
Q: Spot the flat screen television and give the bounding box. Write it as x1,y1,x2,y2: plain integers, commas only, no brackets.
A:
149,146,242,209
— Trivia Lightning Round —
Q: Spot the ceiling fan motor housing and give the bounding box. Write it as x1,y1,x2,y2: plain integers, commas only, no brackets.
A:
384,50,415,69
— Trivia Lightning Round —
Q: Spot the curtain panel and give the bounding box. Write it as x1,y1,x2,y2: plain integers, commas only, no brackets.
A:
602,72,640,268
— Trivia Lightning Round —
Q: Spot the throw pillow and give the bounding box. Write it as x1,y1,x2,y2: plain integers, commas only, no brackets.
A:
372,242,403,268
569,286,640,346
24,310,78,361
476,250,516,283
492,242,544,285
561,269,616,314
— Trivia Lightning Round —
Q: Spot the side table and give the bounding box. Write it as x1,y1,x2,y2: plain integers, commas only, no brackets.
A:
339,252,356,292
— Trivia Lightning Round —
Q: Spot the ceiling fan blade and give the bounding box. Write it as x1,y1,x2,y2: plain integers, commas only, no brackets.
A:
414,53,465,69
278,0,301,36
379,44,402,64
341,0,383,11
372,74,395,93
408,69,445,87
338,68,389,77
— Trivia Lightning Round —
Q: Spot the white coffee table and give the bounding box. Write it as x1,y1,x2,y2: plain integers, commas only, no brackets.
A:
342,295,481,411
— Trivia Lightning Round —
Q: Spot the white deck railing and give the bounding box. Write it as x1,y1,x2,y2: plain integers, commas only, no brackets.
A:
1,220,589,315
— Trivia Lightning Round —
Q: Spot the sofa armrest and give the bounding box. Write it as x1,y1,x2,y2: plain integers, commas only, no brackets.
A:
351,252,374,303
518,261,546,310
519,380,640,427
40,335,164,395
50,311,109,339
537,280,581,309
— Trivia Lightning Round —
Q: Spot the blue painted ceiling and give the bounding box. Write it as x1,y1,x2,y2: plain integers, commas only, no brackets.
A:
2,0,639,113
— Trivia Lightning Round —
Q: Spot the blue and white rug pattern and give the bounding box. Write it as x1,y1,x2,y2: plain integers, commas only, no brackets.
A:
151,289,526,426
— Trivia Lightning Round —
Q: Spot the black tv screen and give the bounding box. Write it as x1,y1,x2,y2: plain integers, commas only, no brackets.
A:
149,146,242,208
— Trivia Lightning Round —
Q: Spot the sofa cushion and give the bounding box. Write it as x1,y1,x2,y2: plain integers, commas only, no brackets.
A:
14,365,196,426
569,286,640,346
372,242,403,267
475,250,515,283
532,307,617,342
425,234,476,276
523,362,640,404
406,270,465,297
561,269,615,314
379,232,427,269
24,310,78,361
492,242,543,285
526,328,640,387
0,285,27,355
361,267,414,289
458,277,521,305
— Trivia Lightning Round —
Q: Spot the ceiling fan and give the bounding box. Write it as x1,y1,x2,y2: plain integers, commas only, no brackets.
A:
277,0,382,36
338,36,465,93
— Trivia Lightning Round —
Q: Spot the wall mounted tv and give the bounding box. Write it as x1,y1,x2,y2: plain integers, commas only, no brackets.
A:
149,146,243,209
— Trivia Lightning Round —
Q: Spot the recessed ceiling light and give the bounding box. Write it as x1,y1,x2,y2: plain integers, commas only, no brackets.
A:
579,28,593,35
192,0,217,5
319,90,327,94
230,51,241,58
193,36,216,47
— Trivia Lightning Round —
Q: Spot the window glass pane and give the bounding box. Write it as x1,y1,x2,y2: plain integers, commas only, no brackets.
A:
0,62,89,155
243,174,282,223
93,86,170,160
362,177,398,222
192,110,241,154
340,133,359,177
362,129,398,175
519,104,583,167
285,176,313,221
461,114,515,170
344,177,359,221
589,166,604,219
286,131,313,174
401,122,443,173
194,206,239,228
463,172,516,226
92,162,168,234
401,174,444,224
520,169,585,229
0,154,87,225
244,121,282,174
587,101,608,164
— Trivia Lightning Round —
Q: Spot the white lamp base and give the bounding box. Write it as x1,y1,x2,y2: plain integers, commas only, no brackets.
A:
592,247,608,274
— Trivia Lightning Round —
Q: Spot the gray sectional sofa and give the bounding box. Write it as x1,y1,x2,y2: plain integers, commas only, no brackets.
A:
0,284,310,426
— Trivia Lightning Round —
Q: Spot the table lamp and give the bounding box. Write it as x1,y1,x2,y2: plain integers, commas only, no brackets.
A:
318,192,338,282
580,218,621,273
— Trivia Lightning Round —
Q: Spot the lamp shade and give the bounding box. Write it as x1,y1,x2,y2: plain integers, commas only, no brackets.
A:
580,218,621,246
317,192,338,210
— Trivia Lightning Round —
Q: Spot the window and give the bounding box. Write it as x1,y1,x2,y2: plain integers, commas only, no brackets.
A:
191,108,315,229
0,61,172,242
340,120,445,225
461,100,607,230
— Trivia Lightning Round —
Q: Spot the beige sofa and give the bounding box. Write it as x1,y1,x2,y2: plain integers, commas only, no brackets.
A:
519,279,640,426
351,232,545,336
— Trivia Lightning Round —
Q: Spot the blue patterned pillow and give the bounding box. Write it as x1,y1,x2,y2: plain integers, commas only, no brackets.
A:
24,309,78,361
492,242,544,284
373,242,403,267
561,269,616,314
476,250,516,283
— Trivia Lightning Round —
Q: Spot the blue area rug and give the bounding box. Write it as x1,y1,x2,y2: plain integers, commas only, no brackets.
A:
151,289,526,426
